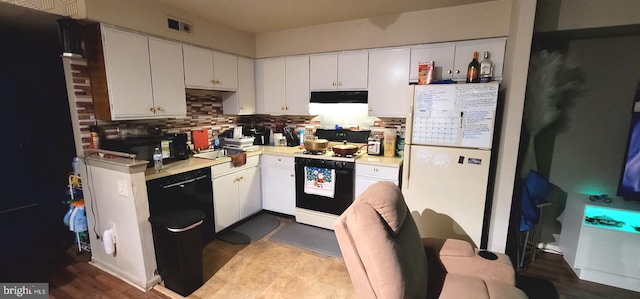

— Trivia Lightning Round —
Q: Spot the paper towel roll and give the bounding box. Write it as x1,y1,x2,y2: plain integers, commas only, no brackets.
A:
103,229,115,255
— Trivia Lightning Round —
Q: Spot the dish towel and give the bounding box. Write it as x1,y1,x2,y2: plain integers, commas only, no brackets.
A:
304,166,335,198
230,152,247,167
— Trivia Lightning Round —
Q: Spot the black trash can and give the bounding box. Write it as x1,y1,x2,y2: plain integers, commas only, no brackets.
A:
149,209,205,296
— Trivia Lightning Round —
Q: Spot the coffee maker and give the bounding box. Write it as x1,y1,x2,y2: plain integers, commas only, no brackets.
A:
243,126,271,145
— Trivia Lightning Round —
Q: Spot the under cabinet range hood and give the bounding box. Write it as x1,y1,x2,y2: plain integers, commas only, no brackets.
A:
310,91,368,104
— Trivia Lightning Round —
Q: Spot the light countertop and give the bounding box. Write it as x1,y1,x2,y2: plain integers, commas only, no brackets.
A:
144,145,403,180
356,154,404,167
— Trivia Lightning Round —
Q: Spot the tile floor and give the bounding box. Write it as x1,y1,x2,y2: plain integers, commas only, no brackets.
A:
156,215,355,299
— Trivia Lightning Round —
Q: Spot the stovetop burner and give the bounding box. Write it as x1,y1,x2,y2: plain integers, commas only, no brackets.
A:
302,150,327,155
333,152,357,158
297,147,366,162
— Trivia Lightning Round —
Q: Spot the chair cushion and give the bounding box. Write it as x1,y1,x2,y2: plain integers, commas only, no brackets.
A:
438,238,475,257
437,274,528,299
438,273,490,299
357,181,407,235
485,279,529,299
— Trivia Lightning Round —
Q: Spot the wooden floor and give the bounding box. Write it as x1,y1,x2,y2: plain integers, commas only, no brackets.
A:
41,243,639,298
47,246,169,299
517,252,639,299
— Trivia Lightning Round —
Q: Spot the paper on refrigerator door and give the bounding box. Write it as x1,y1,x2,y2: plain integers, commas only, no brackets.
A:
416,147,433,162
412,84,499,149
432,153,450,167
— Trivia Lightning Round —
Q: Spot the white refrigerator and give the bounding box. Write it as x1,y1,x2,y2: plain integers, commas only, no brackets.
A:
401,83,500,248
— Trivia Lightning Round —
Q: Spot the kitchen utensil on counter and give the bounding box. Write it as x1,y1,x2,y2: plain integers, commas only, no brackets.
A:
367,136,383,155
233,126,243,139
221,137,257,151
304,138,329,151
332,141,368,156
273,133,284,146
192,129,209,151
283,126,300,147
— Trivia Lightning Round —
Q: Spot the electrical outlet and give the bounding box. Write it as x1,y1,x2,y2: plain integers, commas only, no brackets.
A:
117,180,128,196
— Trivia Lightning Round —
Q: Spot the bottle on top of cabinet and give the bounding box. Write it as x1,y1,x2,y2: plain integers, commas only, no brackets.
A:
466,51,481,83
480,51,493,83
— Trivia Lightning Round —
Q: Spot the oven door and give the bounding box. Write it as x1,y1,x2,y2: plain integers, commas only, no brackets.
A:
295,157,355,215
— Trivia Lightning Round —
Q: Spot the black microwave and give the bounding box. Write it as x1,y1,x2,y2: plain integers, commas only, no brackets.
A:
101,133,189,167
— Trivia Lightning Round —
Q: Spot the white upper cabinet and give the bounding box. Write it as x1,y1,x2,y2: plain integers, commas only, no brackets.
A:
409,43,455,83
183,45,213,89
255,56,310,115
85,24,186,120
256,58,286,115
451,38,506,81
310,51,368,90
285,55,310,115
183,44,238,91
101,27,154,119
410,37,506,82
213,51,239,90
222,56,255,115
367,48,411,118
148,37,187,117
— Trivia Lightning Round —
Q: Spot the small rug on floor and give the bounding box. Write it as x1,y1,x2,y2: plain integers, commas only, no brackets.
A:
269,222,342,258
516,274,559,299
218,213,280,245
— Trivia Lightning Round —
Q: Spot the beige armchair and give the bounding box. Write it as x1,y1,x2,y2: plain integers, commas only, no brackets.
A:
334,181,527,298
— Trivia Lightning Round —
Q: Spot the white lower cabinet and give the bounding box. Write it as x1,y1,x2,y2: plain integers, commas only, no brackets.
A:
212,156,261,232
572,204,640,291
355,163,401,199
261,155,296,215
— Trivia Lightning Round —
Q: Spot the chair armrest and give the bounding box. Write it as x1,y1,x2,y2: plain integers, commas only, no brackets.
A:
423,238,516,286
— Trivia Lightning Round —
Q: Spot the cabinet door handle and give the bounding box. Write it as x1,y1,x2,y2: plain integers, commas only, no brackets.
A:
240,107,244,110
285,106,289,110
368,108,373,112
374,168,378,172
149,107,155,112
281,106,285,110
447,70,452,74
455,70,460,74
338,82,342,86
290,174,294,177
156,106,164,112
277,158,281,161
332,82,337,86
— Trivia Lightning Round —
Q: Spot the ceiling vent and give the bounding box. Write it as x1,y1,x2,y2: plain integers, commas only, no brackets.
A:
166,16,193,35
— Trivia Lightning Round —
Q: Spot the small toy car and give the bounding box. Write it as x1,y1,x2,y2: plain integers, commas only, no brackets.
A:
589,194,612,203
585,215,625,227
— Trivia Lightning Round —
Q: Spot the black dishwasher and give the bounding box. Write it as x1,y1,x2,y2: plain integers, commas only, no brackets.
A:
146,167,215,243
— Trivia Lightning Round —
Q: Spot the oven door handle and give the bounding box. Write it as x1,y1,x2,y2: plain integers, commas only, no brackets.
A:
166,220,204,233
162,175,209,189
